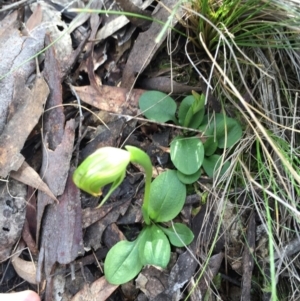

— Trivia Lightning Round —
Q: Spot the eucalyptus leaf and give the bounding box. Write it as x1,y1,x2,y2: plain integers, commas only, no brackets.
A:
202,154,230,178
158,223,194,247
176,168,201,184
148,170,186,222
104,240,143,285
139,225,170,268
170,136,204,175
139,91,177,123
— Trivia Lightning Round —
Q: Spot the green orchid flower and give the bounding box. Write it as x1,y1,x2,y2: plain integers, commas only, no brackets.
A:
73,147,131,207
73,146,153,215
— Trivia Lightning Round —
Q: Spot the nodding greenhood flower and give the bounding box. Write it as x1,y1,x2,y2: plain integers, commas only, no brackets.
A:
73,145,153,222
73,147,131,208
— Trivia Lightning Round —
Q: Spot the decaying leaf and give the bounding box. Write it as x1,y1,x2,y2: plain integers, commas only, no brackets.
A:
10,161,56,201
121,0,184,89
73,84,144,115
12,256,37,285
0,73,49,177
0,6,46,134
70,276,118,301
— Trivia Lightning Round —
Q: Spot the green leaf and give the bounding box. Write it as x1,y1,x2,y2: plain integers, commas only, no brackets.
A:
139,225,170,268
139,91,177,123
178,95,205,128
199,113,242,149
170,136,204,175
104,240,143,285
191,91,205,111
202,155,230,178
176,168,201,184
203,136,218,156
158,223,194,247
148,170,186,222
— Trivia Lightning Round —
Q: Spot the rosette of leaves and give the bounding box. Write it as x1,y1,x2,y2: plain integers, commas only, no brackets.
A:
139,90,243,184
73,146,194,285
104,170,194,285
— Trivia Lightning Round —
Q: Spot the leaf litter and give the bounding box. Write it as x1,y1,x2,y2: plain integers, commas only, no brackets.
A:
0,0,262,300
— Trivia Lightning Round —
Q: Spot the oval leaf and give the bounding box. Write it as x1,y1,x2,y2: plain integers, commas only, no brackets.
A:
199,114,242,148
148,170,186,222
139,91,177,123
139,225,170,268
104,240,143,285
178,95,194,125
214,114,243,148
159,223,194,247
170,136,204,175
178,95,205,128
202,155,230,178
176,168,201,184
203,136,218,156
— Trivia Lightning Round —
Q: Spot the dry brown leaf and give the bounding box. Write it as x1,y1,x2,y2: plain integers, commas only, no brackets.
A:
71,276,118,301
73,85,144,115
0,74,49,177
12,256,37,285
0,11,45,134
121,0,184,89
10,161,57,201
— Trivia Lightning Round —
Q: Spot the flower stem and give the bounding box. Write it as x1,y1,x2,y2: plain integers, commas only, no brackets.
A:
125,146,153,225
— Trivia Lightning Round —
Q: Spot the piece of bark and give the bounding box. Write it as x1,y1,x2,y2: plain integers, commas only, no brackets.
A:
121,0,184,89
152,248,198,301
196,252,224,297
136,266,169,300
21,186,39,256
84,200,130,251
241,212,256,301
73,85,144,115
192,203,225,254
79,117,126,161
82,199,130,229
37,170,84,281
115,0,152,30
103,223,126,249
0,73,49,177
0,179,27,261
85,1,103,90
36,119,76,243
43,34,65,150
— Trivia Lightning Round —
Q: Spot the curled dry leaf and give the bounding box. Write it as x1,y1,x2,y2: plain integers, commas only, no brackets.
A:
10,161,57,201
12,256,37,285
71,276,118,301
